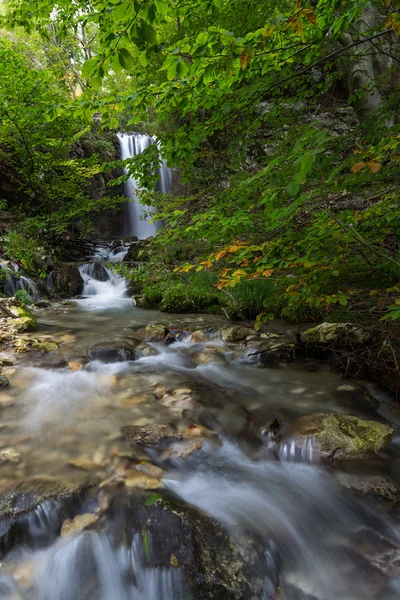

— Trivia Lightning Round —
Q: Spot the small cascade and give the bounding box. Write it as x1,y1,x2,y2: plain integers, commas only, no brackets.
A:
2,267,40,301
78,262,128,310
92,243,128,263
118,132,172,239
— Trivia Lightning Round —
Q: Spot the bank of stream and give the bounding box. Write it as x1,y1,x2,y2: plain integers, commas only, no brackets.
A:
0,249,400,599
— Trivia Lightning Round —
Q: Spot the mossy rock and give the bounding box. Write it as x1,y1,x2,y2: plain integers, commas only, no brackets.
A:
10,305,36,330
301,322,369,346
288,413,393,461
144,323,170,343
221,325,255,343
31,340,59,353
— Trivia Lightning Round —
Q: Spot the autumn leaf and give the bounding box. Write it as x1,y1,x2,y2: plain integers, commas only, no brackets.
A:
173,266,180,272
386,13,400,36
351,162,366,173
289,16,304,37
217,279,229,289
200,260,212,268
240,52,250,70
170,554,179,567
366,161,381,174
262,268,274,277
182,264,195,272
220,268,231,277
327,220,335,227
214,250,227,260
232,269,247,277
253,255,263,262
229,244,241,252
240,259,249,267
303,8,316,25
263,24,275,37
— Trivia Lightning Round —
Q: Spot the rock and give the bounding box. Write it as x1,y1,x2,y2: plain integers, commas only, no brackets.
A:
38,352,68,369
121,424,182,448
144,324,170,343
0,393,15,407
61,513,98,537
0,448,22,463
164,439,204,460
287,413,393,461
335,472,400,503
88,341,136,363
190,330,209,343
124,471,163,491
195,352,226,365
0,375,9,387
221,325,255,343
123,239,147,262
301,322,369,346
31,340,58,353
9,317,34,333
52,264,83,296
34,299,51,308
68,460,104,471
135,342,159,357
9,305,36,330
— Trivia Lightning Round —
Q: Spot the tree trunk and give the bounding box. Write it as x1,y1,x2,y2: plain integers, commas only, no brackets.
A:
340,5,388,123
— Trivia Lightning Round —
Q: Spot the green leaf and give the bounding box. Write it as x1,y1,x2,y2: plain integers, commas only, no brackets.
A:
118,48,134,70
81,58,97,79
141,23,157,44
287,181,300,197
109,116,118,128
144,493,161,506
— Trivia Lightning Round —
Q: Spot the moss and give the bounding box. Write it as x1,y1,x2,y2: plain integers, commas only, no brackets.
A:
10,304,36,329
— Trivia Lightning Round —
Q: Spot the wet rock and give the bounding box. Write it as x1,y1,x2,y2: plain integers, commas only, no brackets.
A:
68,460,105,471
288,413,393,461
31,340,58,353
61,513,98,537
190,330,209,343
195,352,226,365
0,394,15,407
0,448,21,464
121,424,182,448
52,264,83,297
346,528,400,578
123,240,147,262
0,375,10,387
34,299,51,308
38,352,68,369
135,342,159,357
88,341,136,363
9,305,36,331
301,322,369,346
144,324,171,343
221,325,255,343
335,473,400,503
163,439,205,460
124,471,163,491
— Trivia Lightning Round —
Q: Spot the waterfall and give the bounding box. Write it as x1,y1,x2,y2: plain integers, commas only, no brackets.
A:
78,243,131,310
117,133,172,239
2,265,40,300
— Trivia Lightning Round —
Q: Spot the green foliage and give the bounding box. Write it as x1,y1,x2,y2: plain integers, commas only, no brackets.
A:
13,289,33,306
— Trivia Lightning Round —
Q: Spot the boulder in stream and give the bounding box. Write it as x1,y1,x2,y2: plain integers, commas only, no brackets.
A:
144,323,174,343
301,322,369,346
88,341,136,363
287,413,393,461
221,325,255,343
121,424,182,448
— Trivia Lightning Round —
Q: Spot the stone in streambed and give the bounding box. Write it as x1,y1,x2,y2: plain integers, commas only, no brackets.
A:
335,472,400,503
135,342,159,357
190,330,209,343
287,413,393,461
121,424,182,448
301,322,369,346
220,325,255,343
0,375,9,387
39,352,68,369
0,448,21,463
61,513,98,537
31,340,59,353
88,341,136,363
144,324,172,343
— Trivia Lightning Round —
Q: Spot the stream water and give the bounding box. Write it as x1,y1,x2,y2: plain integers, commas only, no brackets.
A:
1,252,400,599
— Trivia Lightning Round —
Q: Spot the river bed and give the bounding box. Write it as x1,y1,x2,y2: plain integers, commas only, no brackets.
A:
0,274,400,599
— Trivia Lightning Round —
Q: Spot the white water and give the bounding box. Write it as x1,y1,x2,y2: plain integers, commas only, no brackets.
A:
3,268,40,300
78,262,130,311
118,133,172,239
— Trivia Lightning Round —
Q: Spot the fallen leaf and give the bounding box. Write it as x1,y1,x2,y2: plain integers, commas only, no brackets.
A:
351,162,366,173
367,161,381,174
170,554,179,567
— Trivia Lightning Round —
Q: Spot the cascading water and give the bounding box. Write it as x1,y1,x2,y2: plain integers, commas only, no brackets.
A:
2,265,40,300
78,262,129,310
118,133,172,239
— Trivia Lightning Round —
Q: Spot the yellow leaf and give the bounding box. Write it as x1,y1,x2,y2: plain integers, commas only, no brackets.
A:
232,269,247,277
182,265,195,273
196,265,204,272
240,52,250,70
263,24,275,37
240,260,249,267
200,260,212,268
351,162,366,174
262,269,274,278
303,8,316,25
386,13,400,36
170,554,179,567
214,250,227,261
217,279,230,290
327,220,335,227
220,268,231,277
289,16,304,37
229,245,240,253
367,161,381,174
173,266,180,272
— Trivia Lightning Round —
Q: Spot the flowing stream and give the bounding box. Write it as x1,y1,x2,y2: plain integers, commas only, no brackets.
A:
1,248,400,599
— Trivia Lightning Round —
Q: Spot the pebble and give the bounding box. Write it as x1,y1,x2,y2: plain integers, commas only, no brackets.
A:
61,513,98,536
